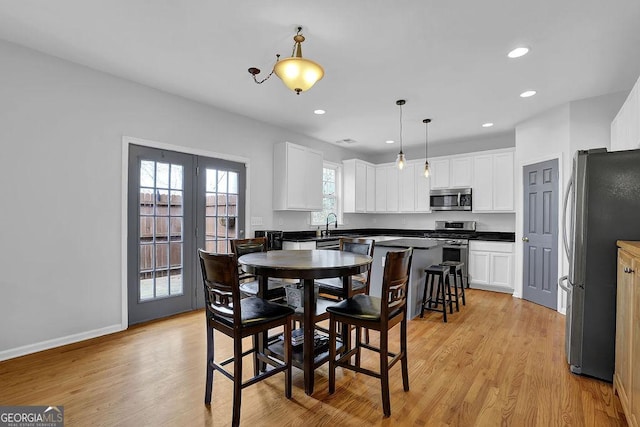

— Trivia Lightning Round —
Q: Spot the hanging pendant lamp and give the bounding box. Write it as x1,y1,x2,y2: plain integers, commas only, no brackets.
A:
395,100,406,170
423,118,432,178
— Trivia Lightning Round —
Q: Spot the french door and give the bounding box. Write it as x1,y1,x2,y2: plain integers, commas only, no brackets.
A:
127,144,246,325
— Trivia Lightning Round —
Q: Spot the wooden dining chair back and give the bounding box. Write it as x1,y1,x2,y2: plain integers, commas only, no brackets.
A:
198,249,294,427
326,247,413,418
230,237,286,300
317,237,375,299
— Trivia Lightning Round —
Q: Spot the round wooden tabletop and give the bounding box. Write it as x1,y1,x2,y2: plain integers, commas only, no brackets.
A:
238,249,372,280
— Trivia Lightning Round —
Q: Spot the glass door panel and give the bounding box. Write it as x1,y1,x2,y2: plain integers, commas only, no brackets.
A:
128,144,246,324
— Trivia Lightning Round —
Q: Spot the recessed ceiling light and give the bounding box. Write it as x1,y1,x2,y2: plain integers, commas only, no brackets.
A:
313,109,326,115
385,140,395,144
520,90,537,98
482,122,494,128
508,47,530,58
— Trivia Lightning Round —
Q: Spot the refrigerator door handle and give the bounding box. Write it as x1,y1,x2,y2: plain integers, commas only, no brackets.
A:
558,275,571,292
562,175,574,260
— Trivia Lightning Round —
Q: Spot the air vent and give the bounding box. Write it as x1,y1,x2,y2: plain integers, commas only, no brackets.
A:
335,138,357,144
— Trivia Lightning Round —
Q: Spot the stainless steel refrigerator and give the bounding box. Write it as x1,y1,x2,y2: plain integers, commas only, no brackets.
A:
559,148,640,382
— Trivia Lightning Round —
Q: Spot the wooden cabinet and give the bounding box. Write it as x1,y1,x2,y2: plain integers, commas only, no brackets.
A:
429,155,472,189
343,159,376,213
611,76,640,152
614,241,640,427
468,241,514,293
472,149,515,212
273,142,323,211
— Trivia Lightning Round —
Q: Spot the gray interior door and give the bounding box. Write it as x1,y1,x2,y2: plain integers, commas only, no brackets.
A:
522,158,559,309
128,145,246,325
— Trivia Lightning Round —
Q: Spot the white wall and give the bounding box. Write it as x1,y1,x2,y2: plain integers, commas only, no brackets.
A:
513,91,627,311
0,40,366,359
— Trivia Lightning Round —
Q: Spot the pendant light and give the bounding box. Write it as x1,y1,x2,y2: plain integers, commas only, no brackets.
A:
423,118,432,178
395,99,406,170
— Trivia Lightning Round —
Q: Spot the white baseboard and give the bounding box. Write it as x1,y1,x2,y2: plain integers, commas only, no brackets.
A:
0,323,125,362
469,283,514,294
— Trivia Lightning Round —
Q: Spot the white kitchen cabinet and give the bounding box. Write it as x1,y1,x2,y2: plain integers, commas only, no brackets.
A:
468,241,514,293
451,157,473,187
414,162,430,212
374,161,428,213
366,164,376,212
430,158,450,189
472,149,515,212
374,164,399,212
399,163,416,212
430,155,473,189
273,142,323,211
611,76,640,152
282,240,317,250
343,159,376,213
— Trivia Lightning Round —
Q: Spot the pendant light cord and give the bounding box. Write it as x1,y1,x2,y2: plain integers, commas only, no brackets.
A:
399,102,403,153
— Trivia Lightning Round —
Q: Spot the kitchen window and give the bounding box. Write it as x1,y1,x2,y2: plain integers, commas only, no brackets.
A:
311,162,342,226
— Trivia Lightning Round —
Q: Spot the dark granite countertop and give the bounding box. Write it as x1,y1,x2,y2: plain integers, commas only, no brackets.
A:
279,228,515,243
375,238,441,250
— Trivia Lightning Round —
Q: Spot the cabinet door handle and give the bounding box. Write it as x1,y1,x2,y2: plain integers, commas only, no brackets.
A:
522,237,529,242
624,267,635,274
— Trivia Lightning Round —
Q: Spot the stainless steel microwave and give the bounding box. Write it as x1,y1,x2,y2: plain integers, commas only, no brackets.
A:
430,188,472,211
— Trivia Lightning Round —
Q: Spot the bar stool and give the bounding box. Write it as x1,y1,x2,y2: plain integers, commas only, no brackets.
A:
440,261,466,307
420,265,454,322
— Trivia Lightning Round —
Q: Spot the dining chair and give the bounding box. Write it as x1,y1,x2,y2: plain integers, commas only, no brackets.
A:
316,237,375,343
198,249,294,427
316,237,375,299
326,247,413,418
230,237,287,301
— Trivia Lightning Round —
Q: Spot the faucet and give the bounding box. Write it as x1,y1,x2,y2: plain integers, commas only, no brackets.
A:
325,212,338,237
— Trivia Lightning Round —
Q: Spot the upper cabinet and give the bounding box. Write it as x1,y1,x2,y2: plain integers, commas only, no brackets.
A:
611,76,640,152
429,155,473,189
375,164,399,212
472,149,515,212
273,142,323,211
374,160,430,213
343,159,376,213
339,148,515,215
414,163,431,212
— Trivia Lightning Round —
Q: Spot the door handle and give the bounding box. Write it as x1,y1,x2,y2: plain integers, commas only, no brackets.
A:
624,267,635,274
522,237,529,242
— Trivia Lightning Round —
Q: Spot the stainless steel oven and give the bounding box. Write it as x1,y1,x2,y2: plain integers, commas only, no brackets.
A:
424,220,476,287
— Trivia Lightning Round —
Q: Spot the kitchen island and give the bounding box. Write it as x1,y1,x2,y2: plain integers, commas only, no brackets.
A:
368,238,443,319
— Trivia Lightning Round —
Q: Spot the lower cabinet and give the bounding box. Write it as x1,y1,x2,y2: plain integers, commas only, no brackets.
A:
614,241,640,427
468,241,514,293
282,241,317,250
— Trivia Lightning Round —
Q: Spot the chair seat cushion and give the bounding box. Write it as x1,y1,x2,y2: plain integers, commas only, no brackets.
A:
213,297,294,328
326,294,382,321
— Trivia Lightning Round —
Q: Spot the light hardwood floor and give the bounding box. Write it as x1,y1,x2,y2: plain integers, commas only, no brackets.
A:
0,289,627,426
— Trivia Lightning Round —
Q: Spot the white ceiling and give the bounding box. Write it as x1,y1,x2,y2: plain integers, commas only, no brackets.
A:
1,1,639,155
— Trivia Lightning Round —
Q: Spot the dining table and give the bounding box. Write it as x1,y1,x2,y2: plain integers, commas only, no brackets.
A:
238,249,373,395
